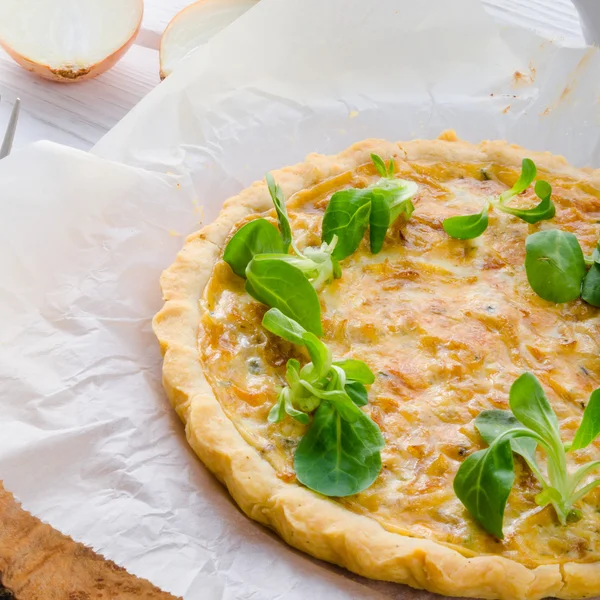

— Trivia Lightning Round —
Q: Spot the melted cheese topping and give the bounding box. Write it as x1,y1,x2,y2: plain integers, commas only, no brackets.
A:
199,160,600,566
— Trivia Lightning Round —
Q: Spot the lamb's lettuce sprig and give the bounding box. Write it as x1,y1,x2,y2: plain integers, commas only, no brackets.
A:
525,231,600,307
321,153,418,258
224,173,340,291
454,373,600,539
443,159,555,240
263,308,384,497
223,174,343,334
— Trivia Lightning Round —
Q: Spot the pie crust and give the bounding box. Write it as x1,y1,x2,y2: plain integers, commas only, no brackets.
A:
153,132,600,600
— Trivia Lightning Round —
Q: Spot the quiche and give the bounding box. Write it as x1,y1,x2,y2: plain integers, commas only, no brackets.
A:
153,132,600,600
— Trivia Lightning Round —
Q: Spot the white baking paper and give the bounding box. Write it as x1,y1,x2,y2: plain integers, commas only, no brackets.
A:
1,0,599,599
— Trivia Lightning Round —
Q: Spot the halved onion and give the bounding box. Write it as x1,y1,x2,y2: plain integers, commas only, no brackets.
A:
0,0,143,83
160,0,258,79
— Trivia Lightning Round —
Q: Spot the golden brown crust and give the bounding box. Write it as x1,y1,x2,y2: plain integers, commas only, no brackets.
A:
153,132,600,600
0,482,179,600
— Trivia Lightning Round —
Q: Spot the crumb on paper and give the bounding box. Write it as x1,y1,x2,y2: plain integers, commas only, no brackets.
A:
529,62,537,81
512,67,535,87
502,105,511,114
560,85,572,103
349,110,359,118
541,107,552,117
176,183,181,189
193,201,205,221
168,230,182,237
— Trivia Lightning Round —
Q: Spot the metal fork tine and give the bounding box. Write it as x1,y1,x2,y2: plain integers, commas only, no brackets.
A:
0,98,21,160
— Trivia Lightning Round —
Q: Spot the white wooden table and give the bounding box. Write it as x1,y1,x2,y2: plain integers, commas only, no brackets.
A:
0,0,586,153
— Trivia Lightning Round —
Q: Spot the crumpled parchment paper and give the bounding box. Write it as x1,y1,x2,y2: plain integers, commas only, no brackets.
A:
1,0,599,598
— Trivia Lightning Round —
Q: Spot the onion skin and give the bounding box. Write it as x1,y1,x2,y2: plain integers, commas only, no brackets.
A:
0,1,143,83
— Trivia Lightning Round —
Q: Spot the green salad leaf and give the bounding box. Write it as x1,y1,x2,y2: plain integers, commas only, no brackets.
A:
369,184,416,253
262,306,307,345
344,380,369,406
246,257,323,336
333,359,375,384
301,331,332,378
509,372,561,446
525,230,587,303
454,373,600,538
367,154,417,254
443,159,554,240
369,192,392,253
498,180,556,224
298,379,364,423
571,389,600,451
268,386,287,422
322,189,372,260
371,153,392,178
453,438,516,539
270,384,310,425
592,240,600,264
498,158,537,202
294,401,385,497
322,154,418,257
475,410,539,473
582,263,600,307
223,219,285,278
266,172,292,252
442,204,489,240
262,308,331,375
525,229,600,307
262,308,383,496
